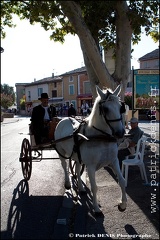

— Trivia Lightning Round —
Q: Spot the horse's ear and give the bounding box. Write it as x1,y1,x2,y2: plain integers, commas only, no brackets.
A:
96,85,105,99
113,85,121,96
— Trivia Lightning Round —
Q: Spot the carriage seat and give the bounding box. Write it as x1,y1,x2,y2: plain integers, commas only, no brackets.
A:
29,117,61,146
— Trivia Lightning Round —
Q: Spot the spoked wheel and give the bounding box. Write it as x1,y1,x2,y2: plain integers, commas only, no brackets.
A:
19,138,32,181
69,158,85,178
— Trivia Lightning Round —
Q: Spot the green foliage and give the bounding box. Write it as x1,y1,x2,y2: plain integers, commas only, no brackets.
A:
0,93,14,109
1,0,159,47
20,98,26,110
0,83,15,102
0,84,15,109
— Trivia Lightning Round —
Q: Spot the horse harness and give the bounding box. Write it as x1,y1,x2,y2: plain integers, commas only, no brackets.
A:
54,95,124,164
98,93,125,136
72,96,124,164
72,119,117,164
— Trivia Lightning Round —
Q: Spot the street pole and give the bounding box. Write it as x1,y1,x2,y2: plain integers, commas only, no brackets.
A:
132,66,134,117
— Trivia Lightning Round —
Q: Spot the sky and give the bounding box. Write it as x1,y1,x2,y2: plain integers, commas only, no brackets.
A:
1,17,159,89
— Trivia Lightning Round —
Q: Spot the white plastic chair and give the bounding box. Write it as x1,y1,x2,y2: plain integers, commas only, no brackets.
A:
122,136,148,187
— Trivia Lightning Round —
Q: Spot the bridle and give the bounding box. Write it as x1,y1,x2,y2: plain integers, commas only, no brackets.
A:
98,95,123,136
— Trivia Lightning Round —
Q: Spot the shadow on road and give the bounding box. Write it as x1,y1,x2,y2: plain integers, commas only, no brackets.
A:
68,176,113,239
1,180,64,239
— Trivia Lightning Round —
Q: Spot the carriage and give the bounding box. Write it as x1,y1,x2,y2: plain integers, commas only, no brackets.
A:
19,116,85,181
19,85,127,214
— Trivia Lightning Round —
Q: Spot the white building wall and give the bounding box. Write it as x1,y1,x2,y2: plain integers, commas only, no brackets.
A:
25,84,49,107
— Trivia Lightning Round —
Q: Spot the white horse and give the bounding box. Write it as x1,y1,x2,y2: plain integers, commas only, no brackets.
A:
54,85,127,214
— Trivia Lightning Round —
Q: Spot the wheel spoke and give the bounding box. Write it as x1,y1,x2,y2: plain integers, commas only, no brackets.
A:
20,138,32,181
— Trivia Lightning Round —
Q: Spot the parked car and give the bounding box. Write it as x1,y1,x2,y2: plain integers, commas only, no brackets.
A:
146,109,156,120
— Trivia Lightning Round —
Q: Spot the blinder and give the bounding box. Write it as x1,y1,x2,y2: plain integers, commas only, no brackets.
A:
98,96,124,136
99,100,124,118
120,101,126,114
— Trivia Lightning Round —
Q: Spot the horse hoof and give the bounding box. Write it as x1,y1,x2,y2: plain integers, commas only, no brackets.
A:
118,204,126,212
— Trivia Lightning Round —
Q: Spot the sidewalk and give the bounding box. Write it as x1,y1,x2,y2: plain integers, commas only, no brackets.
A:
1,115,30,124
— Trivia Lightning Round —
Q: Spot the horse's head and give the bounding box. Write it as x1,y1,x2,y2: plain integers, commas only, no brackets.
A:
92,85,125,138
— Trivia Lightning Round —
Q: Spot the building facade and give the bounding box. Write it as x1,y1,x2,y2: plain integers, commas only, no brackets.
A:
61,67,92,114
138,48,159,69
15,47,159,116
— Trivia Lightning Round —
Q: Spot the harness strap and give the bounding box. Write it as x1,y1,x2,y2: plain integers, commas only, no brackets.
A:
92,126,117,142
99,100,122,135
73,121,86,164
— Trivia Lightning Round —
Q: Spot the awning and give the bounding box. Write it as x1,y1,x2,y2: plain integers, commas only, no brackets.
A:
49,97,63,103
77,94,92,99
25,102,32,105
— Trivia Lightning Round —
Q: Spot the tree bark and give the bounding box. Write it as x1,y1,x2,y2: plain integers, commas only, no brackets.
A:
113,1,133,100
59,1,133,100
59,1,116,98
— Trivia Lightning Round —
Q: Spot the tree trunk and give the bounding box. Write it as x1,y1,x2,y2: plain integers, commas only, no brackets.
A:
113,1,133,100
59,1,116,97
59,1,133,100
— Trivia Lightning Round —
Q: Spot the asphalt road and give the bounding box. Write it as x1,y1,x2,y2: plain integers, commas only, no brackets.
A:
1,117,65,239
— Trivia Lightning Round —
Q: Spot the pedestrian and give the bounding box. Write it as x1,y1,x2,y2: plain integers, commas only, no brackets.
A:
30,93,57,144
118,117,143,168
68,103,76,117
125,103,129,129
81,100,89,116
62,104,67,116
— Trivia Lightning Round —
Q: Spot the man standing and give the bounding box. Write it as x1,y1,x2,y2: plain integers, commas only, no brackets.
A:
68,103,76,117
81,100,89,116
31,93,56,144
125,103,129,129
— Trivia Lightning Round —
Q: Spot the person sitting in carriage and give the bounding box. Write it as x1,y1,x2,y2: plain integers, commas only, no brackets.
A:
30,93,57,145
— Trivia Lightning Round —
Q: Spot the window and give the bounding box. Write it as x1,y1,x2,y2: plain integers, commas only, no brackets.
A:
69,76,73,82
28,91,31,100
52,90,57,97
69,85,74,95
54,82,57,88
84,81,91,94
155,60,159,67
22,88,25,95
38,88,43,98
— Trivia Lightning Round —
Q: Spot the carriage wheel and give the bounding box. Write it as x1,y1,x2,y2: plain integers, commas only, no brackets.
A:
20,138,32,181
69,158,85,178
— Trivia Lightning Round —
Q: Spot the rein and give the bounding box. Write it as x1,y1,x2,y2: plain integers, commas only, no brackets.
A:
92,126,117,142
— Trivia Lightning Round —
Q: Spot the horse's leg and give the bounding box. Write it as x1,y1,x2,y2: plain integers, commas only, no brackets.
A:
60,156,71,189
112,160,127,211
87,166,101,213
75,161,86,192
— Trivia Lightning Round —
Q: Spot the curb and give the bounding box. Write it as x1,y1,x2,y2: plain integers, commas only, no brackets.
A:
1,119,19,124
